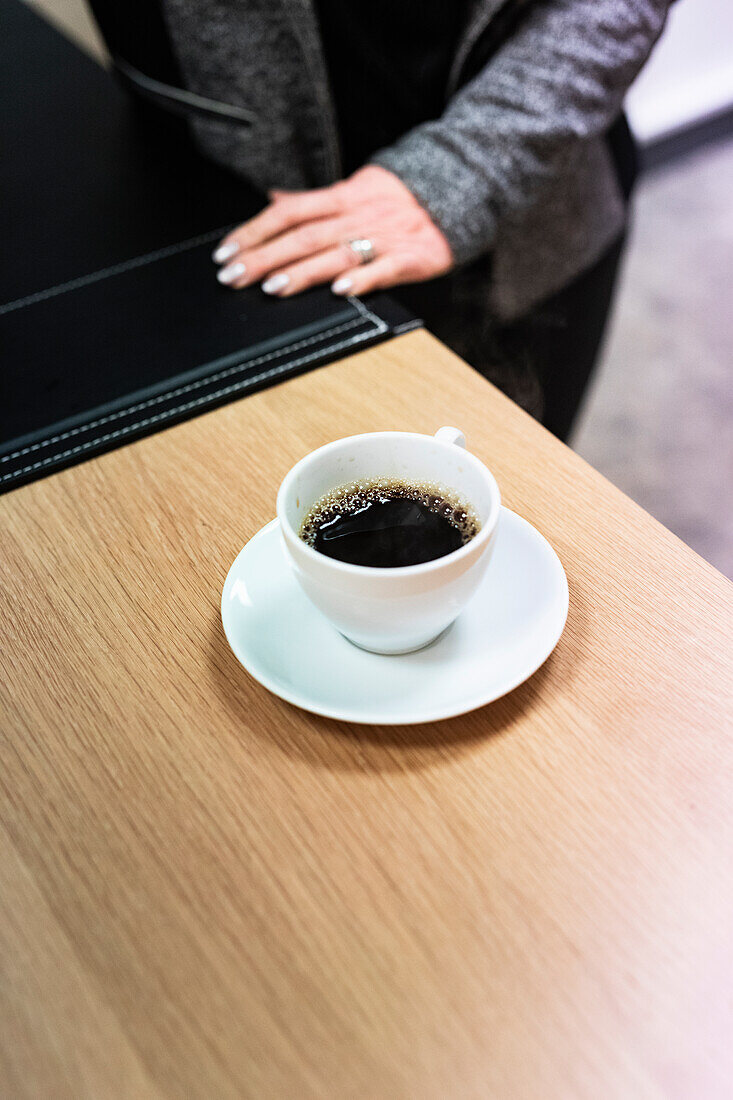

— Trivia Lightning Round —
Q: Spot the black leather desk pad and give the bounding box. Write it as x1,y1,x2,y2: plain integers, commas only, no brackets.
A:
1,1,418,493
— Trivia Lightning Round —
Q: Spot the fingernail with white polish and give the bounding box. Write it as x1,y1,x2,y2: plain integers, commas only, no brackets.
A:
217,262,246,285
332,277,353,295
212,241,239,264
262,273,290,295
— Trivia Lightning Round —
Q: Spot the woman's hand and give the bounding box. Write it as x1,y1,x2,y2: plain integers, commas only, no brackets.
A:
212,165,454,297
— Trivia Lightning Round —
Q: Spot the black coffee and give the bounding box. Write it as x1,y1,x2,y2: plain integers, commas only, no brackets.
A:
299,480,479,568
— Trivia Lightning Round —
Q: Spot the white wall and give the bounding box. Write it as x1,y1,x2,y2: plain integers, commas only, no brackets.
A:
626,0,733,142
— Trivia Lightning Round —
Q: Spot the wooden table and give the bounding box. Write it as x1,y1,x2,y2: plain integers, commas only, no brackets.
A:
2,330,732,1098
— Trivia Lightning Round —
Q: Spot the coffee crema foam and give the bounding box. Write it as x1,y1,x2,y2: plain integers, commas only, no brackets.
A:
299,477,481,548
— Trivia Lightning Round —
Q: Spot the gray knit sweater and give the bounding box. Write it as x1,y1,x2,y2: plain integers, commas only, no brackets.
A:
162,0,669,320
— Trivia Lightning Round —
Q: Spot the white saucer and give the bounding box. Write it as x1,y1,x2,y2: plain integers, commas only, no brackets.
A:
221,508,568,725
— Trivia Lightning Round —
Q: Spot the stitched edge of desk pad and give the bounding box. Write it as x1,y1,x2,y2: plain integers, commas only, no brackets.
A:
1,300,387,490
1,223,415,492
2,309,374,466
0,226,232,316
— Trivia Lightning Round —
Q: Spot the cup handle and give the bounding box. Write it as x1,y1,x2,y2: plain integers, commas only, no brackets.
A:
434,426,466,449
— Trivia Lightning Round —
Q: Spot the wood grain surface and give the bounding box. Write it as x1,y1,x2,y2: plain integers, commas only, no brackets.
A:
2,330,732,1099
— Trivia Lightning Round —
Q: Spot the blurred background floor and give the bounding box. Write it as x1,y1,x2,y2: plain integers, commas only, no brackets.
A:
571,137,733,579
17,0,733,579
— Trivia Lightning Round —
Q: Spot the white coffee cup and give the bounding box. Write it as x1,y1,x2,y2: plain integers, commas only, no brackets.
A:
276,427,501,654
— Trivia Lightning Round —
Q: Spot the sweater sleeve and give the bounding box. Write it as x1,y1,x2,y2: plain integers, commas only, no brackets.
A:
370,0,669,265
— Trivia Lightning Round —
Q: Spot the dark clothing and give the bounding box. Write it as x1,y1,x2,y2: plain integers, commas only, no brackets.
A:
93,0,667,319
88,0,645,440
395,113,637,441
312,0,638,440
313,0,470,175
394,233,625,443
88,0,183,86
505,234,626,440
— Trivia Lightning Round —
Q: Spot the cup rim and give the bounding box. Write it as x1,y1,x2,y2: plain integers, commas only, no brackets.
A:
276,431,501,578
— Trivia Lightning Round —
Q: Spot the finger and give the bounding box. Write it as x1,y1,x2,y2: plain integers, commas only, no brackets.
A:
260,247,354,297
330,254,412,297
217,218,349,288
212,189,343,261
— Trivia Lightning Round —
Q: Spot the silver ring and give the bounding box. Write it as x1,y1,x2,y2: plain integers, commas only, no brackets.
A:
346,238,376,265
